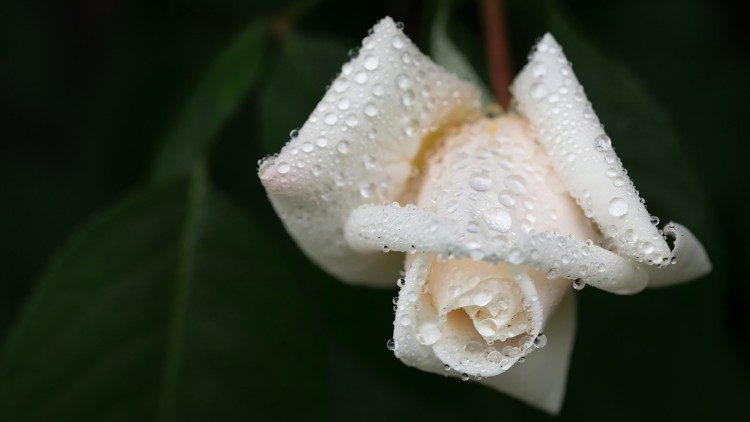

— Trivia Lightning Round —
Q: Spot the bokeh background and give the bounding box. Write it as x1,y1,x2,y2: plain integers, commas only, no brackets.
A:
1,0,748,420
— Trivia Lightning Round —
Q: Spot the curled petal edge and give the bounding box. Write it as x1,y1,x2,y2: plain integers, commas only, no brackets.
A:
647,222,712,287
346,203,648,294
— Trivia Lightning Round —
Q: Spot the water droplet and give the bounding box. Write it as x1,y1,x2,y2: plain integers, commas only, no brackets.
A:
608,197,629,217
391,34,405,49
396,74,412,90
533,333,547,349
532,62,547,77
336,140,350,154
363,155,377,169
289,128,299,138
484,208,512,232
573,279,585,290
417,322,442,345
345,114,359,127
301,142,313,153
505,175,527,193
354,71,368,84
277,162,290,174
372,84,385,96
324,113,337,125
359,182,375,198
469,173,492,191
403,119,418,137
485,349,504,364
363,55,379,70
315,137,328,147
473,290,492,306
508,248,524,264
333,79,349,93
498,190,515,206
594,134,612,151
337,98,350,110
531,82,547,100
386,338,396,350
443,364,451,371
401,89,415,107
364,102,378,117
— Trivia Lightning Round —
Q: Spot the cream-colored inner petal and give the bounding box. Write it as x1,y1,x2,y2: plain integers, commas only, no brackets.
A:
429,259,531,344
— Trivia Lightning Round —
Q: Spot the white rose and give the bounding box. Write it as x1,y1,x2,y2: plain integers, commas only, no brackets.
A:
258,17,711,414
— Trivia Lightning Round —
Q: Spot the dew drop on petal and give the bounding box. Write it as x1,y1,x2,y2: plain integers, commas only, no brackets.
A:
336,140,350,154
391,34,405,49
608,197,629,217
533,333,547,349
469,173,492,191
363,55,379,70
364,102,379,117
498,190,515,206
324,113,337,125
531,82,547,100
386,338,396,351
484,208,512,232
505,175,527,194
594,134,612,151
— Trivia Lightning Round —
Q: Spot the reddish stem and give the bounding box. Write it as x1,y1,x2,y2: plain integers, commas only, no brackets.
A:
481,0,513,108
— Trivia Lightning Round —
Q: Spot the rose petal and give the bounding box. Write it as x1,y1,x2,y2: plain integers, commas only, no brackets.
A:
345,116,649,294
511,33,671,265
258,17,481,286
392,255,550,378
480,292,576,415
647,222,712,286
391,253,574,415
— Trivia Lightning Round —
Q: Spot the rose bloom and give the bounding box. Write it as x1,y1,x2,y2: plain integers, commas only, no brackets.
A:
258,17,710,413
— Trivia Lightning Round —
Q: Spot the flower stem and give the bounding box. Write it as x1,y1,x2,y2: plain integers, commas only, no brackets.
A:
481,0,513,108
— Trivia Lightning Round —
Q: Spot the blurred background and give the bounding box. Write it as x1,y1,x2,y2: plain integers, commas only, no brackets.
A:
1,0,748,420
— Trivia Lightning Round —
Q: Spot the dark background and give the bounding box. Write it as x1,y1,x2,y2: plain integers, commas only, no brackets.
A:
1,0,748,420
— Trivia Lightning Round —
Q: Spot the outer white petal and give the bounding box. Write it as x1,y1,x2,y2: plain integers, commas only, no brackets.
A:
648,222,712,286
346,115,648,294
480,292,576,415
511,34,671,265
258,17,481,286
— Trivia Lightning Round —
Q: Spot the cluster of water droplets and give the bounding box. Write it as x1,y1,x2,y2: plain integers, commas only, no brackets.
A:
510,34,672,266
257,17,481,281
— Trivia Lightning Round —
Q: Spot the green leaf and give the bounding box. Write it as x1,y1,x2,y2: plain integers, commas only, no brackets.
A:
0,166,327,421
430,0,493,105
259,32,350,154
150,22,269,184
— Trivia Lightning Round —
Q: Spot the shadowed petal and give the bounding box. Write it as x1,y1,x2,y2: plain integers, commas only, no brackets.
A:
259,17,480,286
